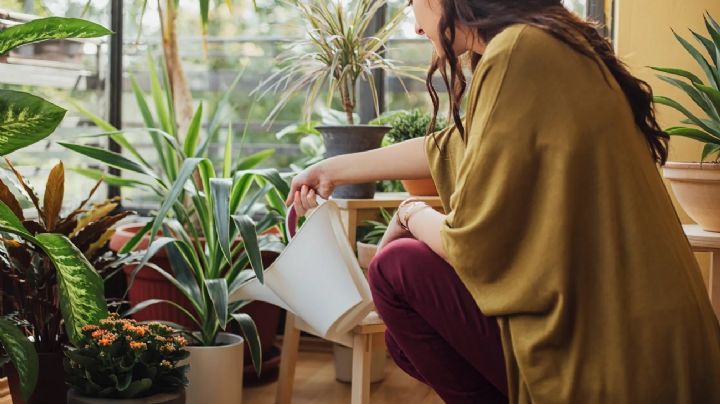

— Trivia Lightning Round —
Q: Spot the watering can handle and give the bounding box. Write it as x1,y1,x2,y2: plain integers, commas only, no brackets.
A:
285,193,329,240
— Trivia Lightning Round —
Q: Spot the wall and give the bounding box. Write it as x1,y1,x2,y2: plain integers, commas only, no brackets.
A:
614,0,720,282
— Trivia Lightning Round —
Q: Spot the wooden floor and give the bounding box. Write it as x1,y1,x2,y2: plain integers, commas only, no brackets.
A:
244,349,443,404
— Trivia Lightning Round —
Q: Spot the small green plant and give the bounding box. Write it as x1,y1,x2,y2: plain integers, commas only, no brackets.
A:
64,314,189,399
652,13,720,162
371,109,448,144
361,208,394,245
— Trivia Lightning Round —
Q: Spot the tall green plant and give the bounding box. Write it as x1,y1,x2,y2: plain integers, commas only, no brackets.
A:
252,0,422,125
62,58,291,376
652,13,720,162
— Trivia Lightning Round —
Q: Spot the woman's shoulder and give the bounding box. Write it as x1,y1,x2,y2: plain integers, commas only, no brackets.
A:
480,23,584,69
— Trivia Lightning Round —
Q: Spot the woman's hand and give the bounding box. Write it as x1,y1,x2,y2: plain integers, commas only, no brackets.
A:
376,210,413,254
285,163,335,217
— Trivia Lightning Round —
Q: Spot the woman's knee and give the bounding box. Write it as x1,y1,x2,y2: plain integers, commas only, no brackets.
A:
367,238,436,293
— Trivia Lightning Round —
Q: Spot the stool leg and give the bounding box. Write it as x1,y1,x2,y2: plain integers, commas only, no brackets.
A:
276,312,301,404
351,333,371,404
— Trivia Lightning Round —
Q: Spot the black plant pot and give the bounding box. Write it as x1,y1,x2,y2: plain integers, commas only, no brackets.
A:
316,125,390,199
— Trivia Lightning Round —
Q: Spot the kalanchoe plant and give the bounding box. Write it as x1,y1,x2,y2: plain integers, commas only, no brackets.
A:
64,314,189,398
652,13,720,162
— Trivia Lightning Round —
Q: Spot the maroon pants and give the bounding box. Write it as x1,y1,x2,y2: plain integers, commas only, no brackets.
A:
367,238,508,404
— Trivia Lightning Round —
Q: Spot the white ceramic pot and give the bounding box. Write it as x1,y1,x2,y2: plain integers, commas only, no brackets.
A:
184,333,244,404
663,162,720,232
333,343,387,383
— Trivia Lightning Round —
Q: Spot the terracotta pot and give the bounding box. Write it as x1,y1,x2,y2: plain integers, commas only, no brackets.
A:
5,352,66,404
663,162,720,232
184,333,244,404
401,178,438,196
66,388,185,404
356,241,378,270
110,224,196,328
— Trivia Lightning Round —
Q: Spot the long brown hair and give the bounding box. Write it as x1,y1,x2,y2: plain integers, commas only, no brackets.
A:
421,0,669,165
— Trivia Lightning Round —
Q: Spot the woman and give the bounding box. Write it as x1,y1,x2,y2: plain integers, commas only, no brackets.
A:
284,1,720,403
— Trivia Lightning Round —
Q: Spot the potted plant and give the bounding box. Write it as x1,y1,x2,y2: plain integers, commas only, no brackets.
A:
0,16,118,403
64,314,188,404
356,207,394,270
0,159,135,403
62,96,295,402
654,13,720,232
372,109,447,195
252,0,422,199
67,54,290,383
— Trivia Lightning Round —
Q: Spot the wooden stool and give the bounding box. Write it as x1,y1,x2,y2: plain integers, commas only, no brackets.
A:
275,311,386,404
683,224,720,322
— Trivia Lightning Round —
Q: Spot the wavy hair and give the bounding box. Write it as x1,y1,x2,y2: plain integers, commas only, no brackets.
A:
417,0,669,165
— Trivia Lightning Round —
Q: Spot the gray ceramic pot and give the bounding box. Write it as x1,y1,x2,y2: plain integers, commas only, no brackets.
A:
316,125,391,199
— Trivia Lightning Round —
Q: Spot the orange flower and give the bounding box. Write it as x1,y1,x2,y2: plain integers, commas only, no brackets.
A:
129,341,147,350
98,338,113,346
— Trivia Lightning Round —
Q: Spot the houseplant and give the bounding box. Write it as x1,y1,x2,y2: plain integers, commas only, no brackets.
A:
252,0,422,199
371,109,447,196
64,314,188,403
0,16,116,403
653,13,720,231
62,92,292,403
0,160,133,403
356,207,393,270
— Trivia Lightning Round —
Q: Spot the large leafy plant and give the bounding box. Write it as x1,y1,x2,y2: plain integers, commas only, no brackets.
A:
61,56,292,376
652,13,720,162
252,0,421,125
0,16,112,402
64,314,189,398
0,160,132,350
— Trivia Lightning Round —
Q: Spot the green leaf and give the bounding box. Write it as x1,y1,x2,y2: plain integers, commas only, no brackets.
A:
230,313,262,376
666,126,720,144
702,143,720,161
0,89,66,155
69,167,153,190
36,233,107,346
223,123,233,178
0,318,38,401
66,97,115,132
232,149,275,172
0,17,111,55
657,75,718,119
184,103,204,157
146,51,173,137
672,29,720,87
654,96,720,137
57,142,157,179
650,67,703,85
211,178,233,264
123,298,200,330
149,158,212,244
231,214,264,283
118,221,153,254
206,279,229,329
694,83,720,117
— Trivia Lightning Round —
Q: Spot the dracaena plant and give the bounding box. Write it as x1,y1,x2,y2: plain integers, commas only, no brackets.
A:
0,16,112,402
652,13,720,162
60,54,292,376
252,0,422,126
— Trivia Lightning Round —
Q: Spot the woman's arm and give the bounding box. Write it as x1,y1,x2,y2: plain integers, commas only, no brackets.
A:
319,136,431,185
405,205,449,262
